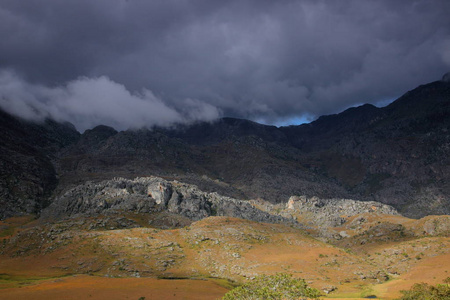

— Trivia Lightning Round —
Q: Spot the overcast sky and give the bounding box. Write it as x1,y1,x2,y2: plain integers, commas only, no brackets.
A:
1,0,449,131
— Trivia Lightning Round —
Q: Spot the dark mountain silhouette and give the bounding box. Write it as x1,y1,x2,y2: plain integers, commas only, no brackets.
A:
0,110,80,218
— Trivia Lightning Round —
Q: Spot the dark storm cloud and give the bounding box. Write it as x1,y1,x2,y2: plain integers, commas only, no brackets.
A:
1,0,449,130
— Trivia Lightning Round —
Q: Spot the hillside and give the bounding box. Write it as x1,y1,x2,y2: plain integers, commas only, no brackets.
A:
2,76,449,219
1,207,449,299
0,110,80,219
0,173,449,299
1,75,450,299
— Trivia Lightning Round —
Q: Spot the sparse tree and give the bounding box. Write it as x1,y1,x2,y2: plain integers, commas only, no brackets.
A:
222,273,321,300
397,282,450,300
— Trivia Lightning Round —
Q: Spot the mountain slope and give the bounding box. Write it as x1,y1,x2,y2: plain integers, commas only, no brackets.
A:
1,76,449,218
0,110,80,219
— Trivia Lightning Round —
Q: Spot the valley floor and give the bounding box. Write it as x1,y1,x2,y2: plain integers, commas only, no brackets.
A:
0,214,449,300
0,275,228,300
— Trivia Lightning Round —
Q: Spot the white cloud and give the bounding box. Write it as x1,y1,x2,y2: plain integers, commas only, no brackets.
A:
0,70,220,132
441,39,450,67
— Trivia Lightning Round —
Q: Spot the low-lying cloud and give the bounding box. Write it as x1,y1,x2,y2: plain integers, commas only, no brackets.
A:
0,70,220,132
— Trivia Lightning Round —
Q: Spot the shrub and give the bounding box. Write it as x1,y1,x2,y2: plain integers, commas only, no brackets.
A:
397,282,450,300
222,273,321,300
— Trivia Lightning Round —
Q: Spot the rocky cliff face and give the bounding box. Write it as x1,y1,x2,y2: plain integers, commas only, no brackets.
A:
284,195,399,228
41,176,296,226
41,176,401,238
1,77,449,219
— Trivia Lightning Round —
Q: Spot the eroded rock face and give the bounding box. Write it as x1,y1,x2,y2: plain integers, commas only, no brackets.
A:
147,181,172,206
286,195,399,227
41,176,403,237
41,176,295,226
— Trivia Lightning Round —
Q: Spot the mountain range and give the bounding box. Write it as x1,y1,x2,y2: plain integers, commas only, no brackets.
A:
1,74,450,220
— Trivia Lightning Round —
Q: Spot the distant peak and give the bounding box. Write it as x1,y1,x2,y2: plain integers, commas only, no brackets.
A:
442,72,450,82
82,125,118,140
87,125,117,134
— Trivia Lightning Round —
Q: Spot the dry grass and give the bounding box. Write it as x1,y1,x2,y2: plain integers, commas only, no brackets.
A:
0,214,449,299
0,275,228,300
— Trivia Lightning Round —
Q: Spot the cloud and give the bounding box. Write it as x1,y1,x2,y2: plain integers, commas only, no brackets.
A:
0,70,220,132
0,0,449,126
441,39,450,66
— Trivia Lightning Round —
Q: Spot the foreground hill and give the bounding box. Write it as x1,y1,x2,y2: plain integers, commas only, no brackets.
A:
0,175,449,299
1,75,450,219
1,210,449,299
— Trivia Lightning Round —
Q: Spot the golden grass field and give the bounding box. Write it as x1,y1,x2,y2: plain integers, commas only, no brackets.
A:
0,214,448,299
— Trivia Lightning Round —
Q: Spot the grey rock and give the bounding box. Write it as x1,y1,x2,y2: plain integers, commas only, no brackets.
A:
285,195,398,228
41,176,299,227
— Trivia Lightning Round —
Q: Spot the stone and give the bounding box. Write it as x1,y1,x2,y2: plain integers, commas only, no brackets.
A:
40,176,299,227
339,231,350,238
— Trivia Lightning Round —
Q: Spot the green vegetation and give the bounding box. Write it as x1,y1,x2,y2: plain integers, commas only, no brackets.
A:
397,282,450,300
222,273,321,300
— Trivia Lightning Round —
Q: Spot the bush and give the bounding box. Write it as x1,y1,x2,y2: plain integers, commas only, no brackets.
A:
222,273,321,300
397,282,450,300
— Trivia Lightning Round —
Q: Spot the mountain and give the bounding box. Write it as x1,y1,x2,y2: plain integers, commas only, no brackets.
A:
0,110,80,219
1,75,450,219
1,178,449,298
1,76,450,300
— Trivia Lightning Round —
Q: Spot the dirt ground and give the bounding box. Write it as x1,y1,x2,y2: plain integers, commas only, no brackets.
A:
0,275,228,300
1,215,448,300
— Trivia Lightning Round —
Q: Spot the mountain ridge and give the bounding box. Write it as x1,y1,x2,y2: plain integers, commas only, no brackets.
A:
1,77,449,219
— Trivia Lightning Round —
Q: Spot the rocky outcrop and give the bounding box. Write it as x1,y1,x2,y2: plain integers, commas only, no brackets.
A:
285,195,399,227
246,195,399,238
41,175,404,239
41,177,295,226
